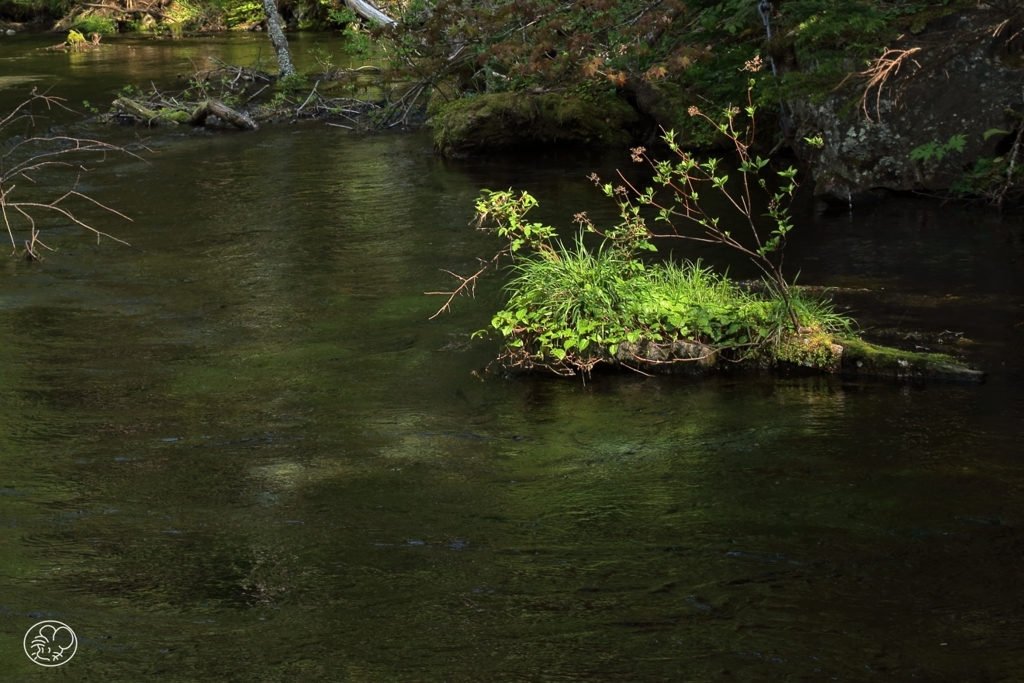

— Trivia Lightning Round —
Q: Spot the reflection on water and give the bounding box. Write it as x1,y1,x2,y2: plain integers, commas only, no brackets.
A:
1,34,1024,682
0,32,355,105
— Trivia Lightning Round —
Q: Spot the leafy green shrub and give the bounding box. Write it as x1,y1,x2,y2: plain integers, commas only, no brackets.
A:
277,72,308,93
218,0,263,28
910,134,967,163
467,186,849,373
433,75,854,375
71,14,116,34
950,128,1024,209
491,242,785,366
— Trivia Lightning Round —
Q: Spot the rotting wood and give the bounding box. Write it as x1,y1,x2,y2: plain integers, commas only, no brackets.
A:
113,96,167,125
588,336,985,383
191,100,259,130
113,97,258,130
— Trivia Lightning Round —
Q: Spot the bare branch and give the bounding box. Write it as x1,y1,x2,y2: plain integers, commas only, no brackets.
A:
1,94,143,258
426,252,504,319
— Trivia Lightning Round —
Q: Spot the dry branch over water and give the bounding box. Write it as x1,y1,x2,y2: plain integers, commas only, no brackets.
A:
1,92,141,259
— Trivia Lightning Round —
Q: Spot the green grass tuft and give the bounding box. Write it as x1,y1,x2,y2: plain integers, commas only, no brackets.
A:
489,236,854,373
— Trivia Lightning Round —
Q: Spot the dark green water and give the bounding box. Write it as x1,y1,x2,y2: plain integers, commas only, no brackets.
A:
2,33,1024,682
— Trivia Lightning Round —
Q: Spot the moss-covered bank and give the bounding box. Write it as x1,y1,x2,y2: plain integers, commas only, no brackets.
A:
429,90,638,156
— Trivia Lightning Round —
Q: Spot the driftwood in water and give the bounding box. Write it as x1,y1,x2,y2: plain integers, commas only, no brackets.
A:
112,96,169,124
189,100,259,130
112,97,258,130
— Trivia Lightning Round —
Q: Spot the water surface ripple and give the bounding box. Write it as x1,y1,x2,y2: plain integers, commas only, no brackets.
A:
1,33,1023,682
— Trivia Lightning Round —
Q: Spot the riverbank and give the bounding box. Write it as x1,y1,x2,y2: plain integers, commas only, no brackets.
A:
0,27,1001,387
8,1,1023,208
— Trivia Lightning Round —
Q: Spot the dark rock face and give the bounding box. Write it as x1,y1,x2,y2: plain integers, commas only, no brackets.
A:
791,9,1024,203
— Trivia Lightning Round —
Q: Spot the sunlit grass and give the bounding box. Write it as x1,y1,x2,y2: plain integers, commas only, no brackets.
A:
491,236,855,370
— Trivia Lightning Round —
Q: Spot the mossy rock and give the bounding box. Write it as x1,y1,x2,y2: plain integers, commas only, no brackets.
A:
431,91,638,156
528,332,982,383
774,329,844,372
838,338,984,383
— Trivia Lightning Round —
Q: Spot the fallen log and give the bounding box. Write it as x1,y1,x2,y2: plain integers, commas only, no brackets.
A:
189,100,259,130
112,97,257,130
838,338,985,383
112,96,172,125
345,0,396,26
503,332,984,383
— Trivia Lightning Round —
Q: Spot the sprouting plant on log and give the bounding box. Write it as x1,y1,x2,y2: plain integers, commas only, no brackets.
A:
428,68,852,375
1,91,141,260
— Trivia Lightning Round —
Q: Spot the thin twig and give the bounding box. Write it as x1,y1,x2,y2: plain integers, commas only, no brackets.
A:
426,252,504,319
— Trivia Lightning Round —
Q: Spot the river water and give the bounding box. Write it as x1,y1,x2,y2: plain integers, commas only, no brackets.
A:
1,33,1023,682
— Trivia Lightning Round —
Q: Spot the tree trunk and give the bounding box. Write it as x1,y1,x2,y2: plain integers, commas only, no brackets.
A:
345,0,396,26
260,0,296,78
112,97,258,131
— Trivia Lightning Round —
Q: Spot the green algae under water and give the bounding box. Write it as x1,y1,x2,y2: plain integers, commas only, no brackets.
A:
1,33,1024,682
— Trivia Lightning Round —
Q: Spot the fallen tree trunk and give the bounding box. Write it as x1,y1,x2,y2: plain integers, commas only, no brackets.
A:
112,97,258,130
190,100,259,130
497,332,984,383
113,97,173,125
345,0,396,26
608,336,984,383
838,338,985,383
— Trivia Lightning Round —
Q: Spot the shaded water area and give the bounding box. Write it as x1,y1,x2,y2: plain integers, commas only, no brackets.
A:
2,33,1024,682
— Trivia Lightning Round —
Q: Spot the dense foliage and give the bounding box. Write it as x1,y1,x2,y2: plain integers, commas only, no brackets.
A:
0,0,388,30
379,2,981,109
468,185,851,375
2,0,993,134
